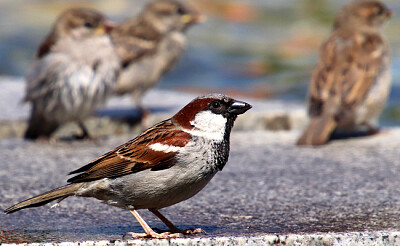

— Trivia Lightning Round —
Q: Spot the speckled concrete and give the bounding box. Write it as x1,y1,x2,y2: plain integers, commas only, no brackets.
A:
2,232,400,246
1,129,400,244
1,76,400,245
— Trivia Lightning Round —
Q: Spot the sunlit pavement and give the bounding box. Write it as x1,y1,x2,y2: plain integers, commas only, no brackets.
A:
1,83,400,244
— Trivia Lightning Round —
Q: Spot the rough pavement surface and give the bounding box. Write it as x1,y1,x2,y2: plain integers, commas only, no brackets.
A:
1,128,400,244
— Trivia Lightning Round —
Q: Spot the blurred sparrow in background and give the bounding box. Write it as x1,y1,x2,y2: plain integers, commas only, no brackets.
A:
297,0,392,146
5,94,252,239
111,0,205,112
24,8,120,140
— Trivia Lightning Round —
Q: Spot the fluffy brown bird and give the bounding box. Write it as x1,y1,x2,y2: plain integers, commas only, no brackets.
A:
297,0,392,146
5,94,252,239
111,0,204,110
24,8,120,140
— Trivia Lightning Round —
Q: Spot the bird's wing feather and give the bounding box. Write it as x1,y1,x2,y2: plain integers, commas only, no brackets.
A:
67,119,191,183
111,19,162,67
308,30,387,122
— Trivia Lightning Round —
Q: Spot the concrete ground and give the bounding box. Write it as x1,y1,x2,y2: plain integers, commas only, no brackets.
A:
1,77,400,245
1,129,400,245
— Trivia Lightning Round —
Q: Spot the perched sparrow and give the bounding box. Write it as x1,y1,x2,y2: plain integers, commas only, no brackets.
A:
297,0,392,146
24,8,120,140
5,94,252,239
111,0,204,110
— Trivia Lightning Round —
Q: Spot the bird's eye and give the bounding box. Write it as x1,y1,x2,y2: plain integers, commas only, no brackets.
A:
209,100,225,114
177,7,185,15
376,7,384,16
84,21,94,28
211,101,221,109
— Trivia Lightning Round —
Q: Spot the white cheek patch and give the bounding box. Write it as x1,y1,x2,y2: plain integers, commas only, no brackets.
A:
186,110,226,141
149,143,183,153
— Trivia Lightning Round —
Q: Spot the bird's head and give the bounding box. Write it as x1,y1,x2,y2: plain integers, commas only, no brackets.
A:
334,0,392,31
142,0,205,33
172,94,252,141
54,8,114,40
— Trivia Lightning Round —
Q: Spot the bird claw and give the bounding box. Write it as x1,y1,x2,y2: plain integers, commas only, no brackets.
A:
157,232,184,238
122,231,183,240
122,232,145,240
71,133,92,140
155,227,206,235
181,228,206,235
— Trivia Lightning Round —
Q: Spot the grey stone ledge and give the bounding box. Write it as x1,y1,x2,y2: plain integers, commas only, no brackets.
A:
2,232,400,246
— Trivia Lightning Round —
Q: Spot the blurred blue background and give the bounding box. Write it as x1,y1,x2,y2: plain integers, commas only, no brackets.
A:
0,0,399,125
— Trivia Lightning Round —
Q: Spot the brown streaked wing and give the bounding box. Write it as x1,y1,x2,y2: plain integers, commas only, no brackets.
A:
111,18,161,67
112,35,158,67
67,119,191,183
308,30,387,119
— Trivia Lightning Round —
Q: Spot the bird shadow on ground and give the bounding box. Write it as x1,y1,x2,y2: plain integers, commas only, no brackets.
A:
22,105,176,143
330,129,377,140
96,106,175,124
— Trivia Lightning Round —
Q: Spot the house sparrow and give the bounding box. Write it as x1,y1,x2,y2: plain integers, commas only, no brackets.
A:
24,8,120,140
5,94,252,239
296,0,392,146
111,0,205,110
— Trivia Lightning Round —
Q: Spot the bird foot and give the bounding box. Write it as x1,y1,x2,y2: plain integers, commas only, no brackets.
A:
139,108,151,129
366,128,380,136
71,133,92,140
361,123,381,136
378,129,390,135
122,231,183,240
155,227,206,235
180,228,206,235
33,136,52,143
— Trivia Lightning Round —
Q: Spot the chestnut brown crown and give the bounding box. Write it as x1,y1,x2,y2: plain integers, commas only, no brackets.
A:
172,94,252,130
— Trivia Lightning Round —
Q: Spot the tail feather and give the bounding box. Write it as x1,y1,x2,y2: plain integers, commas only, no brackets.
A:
24,106,60,140
296,114,337,146
4,183,81,214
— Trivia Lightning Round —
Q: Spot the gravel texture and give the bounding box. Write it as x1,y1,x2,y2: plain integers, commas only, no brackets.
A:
2,233,400,246
1,129,400,244
1,76,400,245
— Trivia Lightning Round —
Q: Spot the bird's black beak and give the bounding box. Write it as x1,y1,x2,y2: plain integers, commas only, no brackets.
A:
227,100,252,115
